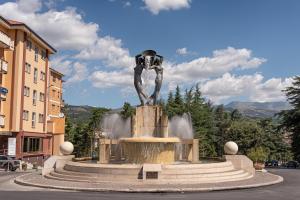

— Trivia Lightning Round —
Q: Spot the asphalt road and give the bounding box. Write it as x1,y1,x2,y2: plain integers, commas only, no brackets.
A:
0,168,299,200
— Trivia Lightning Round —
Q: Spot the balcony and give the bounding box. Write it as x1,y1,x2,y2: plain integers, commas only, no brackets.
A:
0,115,5,127
0,31,14,50
0,59,8,74
0,87,8,101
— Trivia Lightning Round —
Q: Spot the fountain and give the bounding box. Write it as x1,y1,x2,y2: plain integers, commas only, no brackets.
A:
37,50,257,191
98,50,199,165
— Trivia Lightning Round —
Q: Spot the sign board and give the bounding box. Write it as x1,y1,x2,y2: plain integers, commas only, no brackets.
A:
8,138,16,156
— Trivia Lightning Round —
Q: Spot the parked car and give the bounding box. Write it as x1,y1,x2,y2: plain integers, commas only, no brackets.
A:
286,160,299,168
265,160,278,167
0,155,20,171
265,160,279,167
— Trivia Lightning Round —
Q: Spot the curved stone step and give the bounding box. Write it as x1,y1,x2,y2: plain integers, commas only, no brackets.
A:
50,167,252,182
167,173,253,184
161,165,235,174
160,169,246,179
54,168,244,180
162,161,233,169
49,171,139,181
64,162,141,174
46,171,253,184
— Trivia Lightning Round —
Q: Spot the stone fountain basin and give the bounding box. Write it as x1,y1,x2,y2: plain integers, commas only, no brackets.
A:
119,137,180,143
119,137,181,164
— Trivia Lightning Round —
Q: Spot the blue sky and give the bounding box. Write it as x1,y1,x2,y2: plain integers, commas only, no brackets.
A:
0,0,299,108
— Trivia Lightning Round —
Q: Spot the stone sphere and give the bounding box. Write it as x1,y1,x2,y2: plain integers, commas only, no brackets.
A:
59,141,74,155
224,141,238,155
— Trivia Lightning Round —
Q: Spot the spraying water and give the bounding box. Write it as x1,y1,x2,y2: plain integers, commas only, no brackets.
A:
168,113,194,139
101,113,131,139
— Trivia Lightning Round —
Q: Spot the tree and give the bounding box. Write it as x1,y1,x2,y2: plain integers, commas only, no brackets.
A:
214,105,231,156
121,102,135,119
64,116,74,142
230,109,242,121
87,108,109,155
225,119,264,154
166,91,176,118
247,147,269,163
184,87,193,113
280,76,300,161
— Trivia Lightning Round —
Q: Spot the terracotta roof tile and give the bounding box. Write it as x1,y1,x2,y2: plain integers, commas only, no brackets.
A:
7,19,24,25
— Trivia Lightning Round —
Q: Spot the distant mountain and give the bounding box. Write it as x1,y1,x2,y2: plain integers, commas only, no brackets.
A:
64,101,292,124
64,105,123,124
225,101,292,118
64,105,97,124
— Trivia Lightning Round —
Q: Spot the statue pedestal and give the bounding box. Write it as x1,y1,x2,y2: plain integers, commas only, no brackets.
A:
131,106,168,137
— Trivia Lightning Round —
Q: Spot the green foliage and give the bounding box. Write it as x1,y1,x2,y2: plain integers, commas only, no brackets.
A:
65,107,109,157
247,147,269,163
121,102,135,119
280,76,300,161
164,84,292,159
65,83,293,161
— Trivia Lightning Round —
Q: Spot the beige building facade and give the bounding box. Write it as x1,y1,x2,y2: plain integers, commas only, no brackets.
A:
0,16,65,164
47,68,65,155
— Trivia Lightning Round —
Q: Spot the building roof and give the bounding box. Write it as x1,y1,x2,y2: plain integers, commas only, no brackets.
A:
7,20,24,25
0,15,57,54
50,68,64,77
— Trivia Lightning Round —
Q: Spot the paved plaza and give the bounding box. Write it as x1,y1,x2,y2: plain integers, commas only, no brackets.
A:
0,169,299,200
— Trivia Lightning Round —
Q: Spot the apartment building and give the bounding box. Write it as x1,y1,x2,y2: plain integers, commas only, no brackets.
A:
0,15,65,164
47,68,65,155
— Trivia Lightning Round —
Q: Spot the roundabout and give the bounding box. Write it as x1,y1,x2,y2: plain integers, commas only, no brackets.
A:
14,49,283,193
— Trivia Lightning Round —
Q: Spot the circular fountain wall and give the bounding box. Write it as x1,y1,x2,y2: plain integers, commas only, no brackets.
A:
120,137,180,164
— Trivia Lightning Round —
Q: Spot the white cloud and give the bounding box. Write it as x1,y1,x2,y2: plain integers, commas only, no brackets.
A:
50,55,73,76
0,0,99,50
75,36,135,68
90,70,132,88
124,1,131,7
176,47,188,55
143,0,191,15
66,62,88,85
88,47,266,90
250,77,293,102
164,47,266,84
200,73,292,103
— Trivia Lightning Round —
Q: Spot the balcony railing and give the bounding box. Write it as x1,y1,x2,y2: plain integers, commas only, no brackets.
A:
0,114,5,127
0,31,14,50
0,59,8,74
0,87,8,101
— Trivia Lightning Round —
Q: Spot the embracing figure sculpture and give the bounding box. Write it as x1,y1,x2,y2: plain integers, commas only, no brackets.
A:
134,50,163,106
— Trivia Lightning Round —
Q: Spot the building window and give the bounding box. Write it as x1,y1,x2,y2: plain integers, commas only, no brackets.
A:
52,104,55,111
25,63,31,74
26,40,32,50
33,90,37,106
23,137,42,153
38,114,44,123
41,50,46,60
34,46,39,62
24,86,30,97
39,92,45,102
40,71,45,81
23,110,29,121
32,112,36,128
33,68,38,83
52,76,56,82
52,89,56,98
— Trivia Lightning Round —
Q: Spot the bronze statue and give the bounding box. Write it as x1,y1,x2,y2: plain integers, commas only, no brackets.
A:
134,50,163,106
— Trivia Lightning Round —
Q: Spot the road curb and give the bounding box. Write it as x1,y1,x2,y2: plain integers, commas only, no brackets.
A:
14,173,284,193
